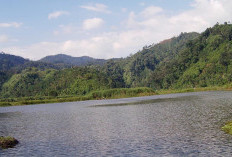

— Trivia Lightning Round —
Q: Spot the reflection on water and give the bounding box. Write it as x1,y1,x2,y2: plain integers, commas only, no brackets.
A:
0,91,232,156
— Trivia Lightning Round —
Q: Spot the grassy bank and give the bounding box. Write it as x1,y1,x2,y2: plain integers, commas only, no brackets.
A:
156,84,232,95
0,85,232,107
0,87,155,107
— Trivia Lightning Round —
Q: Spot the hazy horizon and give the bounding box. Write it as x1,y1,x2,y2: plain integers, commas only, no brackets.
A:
1,31,198,61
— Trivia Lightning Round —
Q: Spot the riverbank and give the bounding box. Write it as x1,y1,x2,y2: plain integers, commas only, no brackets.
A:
0,85,232,107
156,85,232,95
0,87,155,107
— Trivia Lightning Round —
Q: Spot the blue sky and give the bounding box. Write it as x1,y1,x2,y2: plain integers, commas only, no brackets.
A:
0,0,231,60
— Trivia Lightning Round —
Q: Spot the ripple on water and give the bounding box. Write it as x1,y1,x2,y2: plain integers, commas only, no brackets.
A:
1,91,232,156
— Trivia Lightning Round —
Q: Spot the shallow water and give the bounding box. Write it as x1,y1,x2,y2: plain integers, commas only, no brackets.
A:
1,91,232,156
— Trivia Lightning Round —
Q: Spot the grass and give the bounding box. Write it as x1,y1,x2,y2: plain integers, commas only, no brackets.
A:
0,136,19,149
0,87,156,107
0,84,232,107
156,84,232,95
222,121,232,135
90,87,155,99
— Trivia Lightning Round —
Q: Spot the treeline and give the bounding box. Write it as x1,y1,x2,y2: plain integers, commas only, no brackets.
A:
103,23,232,89
39,54,107,66
0,23,232,100
0,67,112,98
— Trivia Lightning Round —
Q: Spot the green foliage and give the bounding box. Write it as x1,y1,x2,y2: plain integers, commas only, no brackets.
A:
222,121,232,135
0,67,112,98
1,23,232,101
90,87,155,99
0,136,19,149
103,23,232,90
0,87,155,106
39,54,106,66
103,59,126,88
105,32,199,88
0,52,29,71
49,91,58,97
0,71,8,90
0,102,12,106
148,23,232,89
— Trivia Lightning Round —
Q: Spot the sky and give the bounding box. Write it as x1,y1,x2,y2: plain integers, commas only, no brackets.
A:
0,0,232,60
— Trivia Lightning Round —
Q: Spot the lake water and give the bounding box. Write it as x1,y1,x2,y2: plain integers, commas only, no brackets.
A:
1,91,232,156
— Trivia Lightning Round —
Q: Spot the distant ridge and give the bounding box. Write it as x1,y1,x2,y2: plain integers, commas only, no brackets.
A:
39,54,107,66
1,23,232,98
0,52,29,71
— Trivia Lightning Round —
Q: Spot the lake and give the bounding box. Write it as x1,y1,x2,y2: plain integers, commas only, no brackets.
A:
1,91,232,156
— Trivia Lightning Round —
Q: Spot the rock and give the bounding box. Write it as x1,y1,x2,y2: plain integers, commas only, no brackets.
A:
0,136,19,149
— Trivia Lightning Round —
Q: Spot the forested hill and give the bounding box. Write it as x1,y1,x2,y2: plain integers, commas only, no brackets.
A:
0,23,232,99
151,23,232,89
103,31,200,88
0,52,72,72
104,23,232,89
39,54,106,66
0,67,112,98
0,52,29,71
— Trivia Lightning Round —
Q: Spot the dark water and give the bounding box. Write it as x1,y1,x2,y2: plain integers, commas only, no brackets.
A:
1,91,232,156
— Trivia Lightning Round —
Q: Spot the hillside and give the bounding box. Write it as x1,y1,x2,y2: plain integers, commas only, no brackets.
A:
0,67,112,98
0,53,72,92
103,32,200,87
104,23,232,89
151,23,232,89
39,54,106,66
0,23,232,99
0,53,30,90
0,52,29,71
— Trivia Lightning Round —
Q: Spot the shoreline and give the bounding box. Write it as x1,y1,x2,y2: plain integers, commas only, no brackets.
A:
0,85,232,107
0,87,155,107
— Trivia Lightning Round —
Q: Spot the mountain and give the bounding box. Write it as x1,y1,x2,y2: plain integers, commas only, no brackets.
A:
160,23,232,89
104,23,232,89
0,52,70,72
0,53,29,91
103,32,200,88
0,52,29,71
39,54,107,66
0,67,112,98
12,61,71,72
1,23,232,98
0,52,71,91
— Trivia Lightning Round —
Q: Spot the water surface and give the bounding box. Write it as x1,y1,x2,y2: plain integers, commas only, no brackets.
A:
1,91,232,156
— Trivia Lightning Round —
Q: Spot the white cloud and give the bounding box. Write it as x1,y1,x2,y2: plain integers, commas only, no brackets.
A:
53,25,77,35
48,11,69,19
2,37,116,60
82,18,104,30
3,0,232,60
80,3,111,14
1,31,164,60
0,35,18,43
0,35,9,43
140,6,163,18
0,22,22,28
